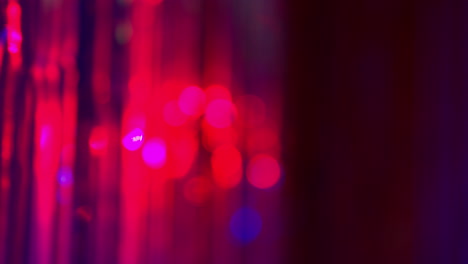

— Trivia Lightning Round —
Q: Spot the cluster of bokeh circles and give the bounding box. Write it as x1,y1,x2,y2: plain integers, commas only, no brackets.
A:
87,84,282,243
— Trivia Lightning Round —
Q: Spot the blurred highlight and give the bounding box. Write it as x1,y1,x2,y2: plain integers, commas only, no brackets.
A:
0,0,283,263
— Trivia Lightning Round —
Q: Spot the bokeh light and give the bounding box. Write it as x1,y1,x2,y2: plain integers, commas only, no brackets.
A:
211,144,242,188
122,128,144,151
7,2,21,19
205,99,236,128
89,126,108,154
45,64,60,81
39,125,52,149
0,0,285,262
246,128,279,157
7,30,22,54
230,207,262,244
57,167,73,186
170,133,198,178
205,84,232,102
163,100,188,127
201,120,238,151
142,138,167,169
178,86,206,117
247,154,281,189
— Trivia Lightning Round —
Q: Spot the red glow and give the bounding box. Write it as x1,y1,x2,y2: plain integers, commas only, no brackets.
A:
205,84,232,102
184,177,212,205
76,206,92,222
247,154,281,189
178,86,206,117
163,100,188,126
211,145,242,188
7,3,21,19
247,128,280,156
142,138,167,169
202,120,238,151
170,133,198,178
31,66,44,81
61,144,75,165
143,0,163,5
1,177,10,190
0,0,284,261
204,99,236,128
45,64,60,81
123,112,147,131
89,126,108,154
128,75,151,106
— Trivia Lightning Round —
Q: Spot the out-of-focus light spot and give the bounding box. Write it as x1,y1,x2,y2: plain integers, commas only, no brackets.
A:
205,99,236,128
122,128,144,151
57,167,73,186
7,29,22,54
142,138,167,169
7,3,21,19
247,154,281,189
45,64,60,81
170,133,198,178
89,126,108,154
31,66,44,81
40,125,52,149
211,145,242,188
184,177,212,205
125,114,146,131
163,100,188,126
230,207,262,244
1,177,10,190
178,86,206,117
235,95,266,128
201,120,238,151
205,84,232,102
76,206,92,222
115,22,133,45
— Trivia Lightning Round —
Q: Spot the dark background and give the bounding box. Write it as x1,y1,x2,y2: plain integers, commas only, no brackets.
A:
285,0,468,263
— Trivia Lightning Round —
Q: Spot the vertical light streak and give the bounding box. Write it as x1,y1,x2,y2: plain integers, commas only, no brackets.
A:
55,0,79,262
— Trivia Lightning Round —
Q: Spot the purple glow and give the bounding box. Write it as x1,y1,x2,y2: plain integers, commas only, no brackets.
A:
230,207,262,244
122,128,144,151
57,167,73,186
7,29,22,54
142,138,167,169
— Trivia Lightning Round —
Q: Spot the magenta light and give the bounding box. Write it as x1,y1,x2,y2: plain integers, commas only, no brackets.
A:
142,138,167,169
204,99,235,128
122,128,144,151
247,154,281,189
178,86,206,117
